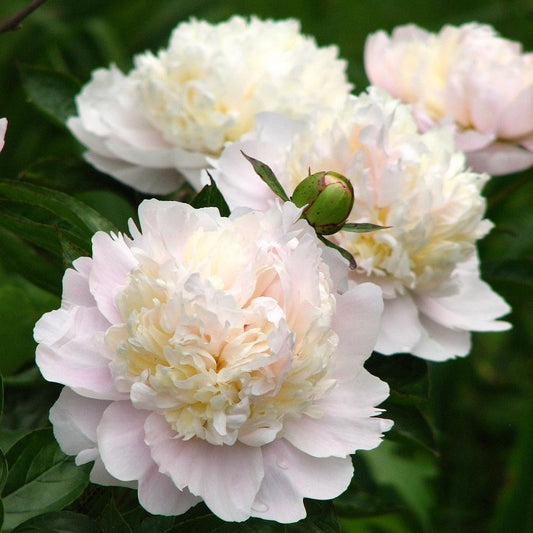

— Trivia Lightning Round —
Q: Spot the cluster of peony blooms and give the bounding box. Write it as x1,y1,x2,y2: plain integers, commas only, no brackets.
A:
210,88,511,360
35,16,515,524
365,23,533,175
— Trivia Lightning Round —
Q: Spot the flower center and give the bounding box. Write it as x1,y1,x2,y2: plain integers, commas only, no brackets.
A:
105,229,338,446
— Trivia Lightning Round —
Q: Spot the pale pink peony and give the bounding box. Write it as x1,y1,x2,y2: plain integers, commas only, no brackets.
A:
67,16,352,194
364,23,533,175
34,199,391,522
0,118,6,152
209,88,511,361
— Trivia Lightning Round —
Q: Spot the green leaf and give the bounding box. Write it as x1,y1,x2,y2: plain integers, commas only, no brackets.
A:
383,403,436,453
358,440,437,530
0,382,61,431
341,223,391,233
0,226,61,294
191,175,231,217
0,430,32,455
482,258,533,287
365,353,429,405
0,180,117,236
0,448,8,493
99,499,132,533
0,372,3,420
0,276,58,376
0,180,118,266
241,152,289,202
11,511,102,533
2,428,90,532
19,64,81,127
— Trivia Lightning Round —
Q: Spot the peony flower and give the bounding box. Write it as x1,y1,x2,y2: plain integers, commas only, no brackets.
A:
209,88,511,361
34,199,391,522
364,23,533,175
0,118,6,152
67,16,352,194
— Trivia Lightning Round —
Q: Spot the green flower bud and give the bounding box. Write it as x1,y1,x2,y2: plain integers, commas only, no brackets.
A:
291,171,354,235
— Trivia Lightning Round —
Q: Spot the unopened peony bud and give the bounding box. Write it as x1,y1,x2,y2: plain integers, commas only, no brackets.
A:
291,171,354,235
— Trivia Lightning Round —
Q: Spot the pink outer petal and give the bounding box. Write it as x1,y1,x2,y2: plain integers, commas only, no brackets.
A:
144,413,264,522
374,294,423,355
0,118,7,151
208,140,283,211
61,257,95,309
67,117,116,159
49,387,110,457
455,129,495,152
415,256,511,332
89,231,138,324
283,369,391,458
364,33,399,96
411,315,471,361
251,439,353,523
498,86,533,139
35,307,123,400
466,142,533,175
138,464,201,516
521,133,533,151
89,457,137,489
333,282,383,372
97,402,153,482
84,151,185,195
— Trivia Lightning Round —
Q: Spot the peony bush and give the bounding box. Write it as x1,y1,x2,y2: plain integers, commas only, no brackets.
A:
0,3,527,531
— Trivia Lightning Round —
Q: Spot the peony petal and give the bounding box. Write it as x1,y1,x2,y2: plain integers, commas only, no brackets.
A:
89,231,137,324
138,464,201,516
49,387,110,456
97,402,153,482
252,439,353,522
61,257,96,309
208,139,284,211
84,151,184,195
374,294,423,355
455,129,495,152
89,457,137,488
466,142,533,175
411,315,471,360
415,257,511,332
0,118,7,151
35,308,122,400
498,86,533,139
283,369,391,458
333,282,383,371
145,413,264,522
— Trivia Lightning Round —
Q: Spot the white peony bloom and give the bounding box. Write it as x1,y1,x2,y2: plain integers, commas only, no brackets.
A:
67,16,352,194
0,118,6,152
35,199,391,522
364,23,533,175
210,88,511,361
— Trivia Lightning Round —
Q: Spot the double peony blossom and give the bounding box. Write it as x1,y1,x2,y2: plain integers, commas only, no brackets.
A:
0,118,6,152
67,16,352,194
210,88,510,361
35,199,391,522
364,23,533,175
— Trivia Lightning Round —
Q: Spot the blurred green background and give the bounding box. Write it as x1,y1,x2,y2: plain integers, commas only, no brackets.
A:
0,1,532,532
